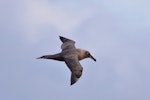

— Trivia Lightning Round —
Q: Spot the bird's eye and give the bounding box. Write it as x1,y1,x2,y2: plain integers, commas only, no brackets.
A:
86,52,90,56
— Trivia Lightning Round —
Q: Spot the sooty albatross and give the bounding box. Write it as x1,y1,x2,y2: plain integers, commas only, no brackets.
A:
37,36,96,85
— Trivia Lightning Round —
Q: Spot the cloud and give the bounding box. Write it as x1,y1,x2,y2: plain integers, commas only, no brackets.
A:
21,0,97,44
1,0,150,100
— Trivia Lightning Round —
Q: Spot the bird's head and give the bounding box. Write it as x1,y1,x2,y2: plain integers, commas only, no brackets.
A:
85,51,96,62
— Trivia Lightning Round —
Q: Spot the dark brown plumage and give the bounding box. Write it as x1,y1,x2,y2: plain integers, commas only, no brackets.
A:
37,36,96,85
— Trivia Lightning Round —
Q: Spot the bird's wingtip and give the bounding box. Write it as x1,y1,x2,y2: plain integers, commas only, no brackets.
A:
70,82,74,86
59,35,62,37
59,35,64,40
59,35,64,38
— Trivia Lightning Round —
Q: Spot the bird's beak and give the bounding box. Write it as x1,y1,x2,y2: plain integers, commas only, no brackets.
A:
36,56,44,59
89,54,96,62
36,57,41,59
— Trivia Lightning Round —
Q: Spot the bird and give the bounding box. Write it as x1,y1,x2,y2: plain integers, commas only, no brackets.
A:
37,36,96,85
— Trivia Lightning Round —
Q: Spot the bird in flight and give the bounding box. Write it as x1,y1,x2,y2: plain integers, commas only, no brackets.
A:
37,36,96,85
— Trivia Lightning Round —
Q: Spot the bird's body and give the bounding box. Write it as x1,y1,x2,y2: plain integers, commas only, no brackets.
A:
37,36,96,85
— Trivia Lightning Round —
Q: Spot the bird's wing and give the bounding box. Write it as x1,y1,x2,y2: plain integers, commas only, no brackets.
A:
64,55,83,85
59,36,76,51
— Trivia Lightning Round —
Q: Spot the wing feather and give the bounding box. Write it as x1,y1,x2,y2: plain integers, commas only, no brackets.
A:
64,55,83,85
59,36,76,51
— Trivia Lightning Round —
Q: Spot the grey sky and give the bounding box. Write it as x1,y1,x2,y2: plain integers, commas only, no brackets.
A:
0,0,150,100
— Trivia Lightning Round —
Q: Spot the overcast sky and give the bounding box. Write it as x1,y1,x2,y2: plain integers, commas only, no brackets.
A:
0,0,150,100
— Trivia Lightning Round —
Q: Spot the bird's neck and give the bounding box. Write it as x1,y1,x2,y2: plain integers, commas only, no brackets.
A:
77,49,87,60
